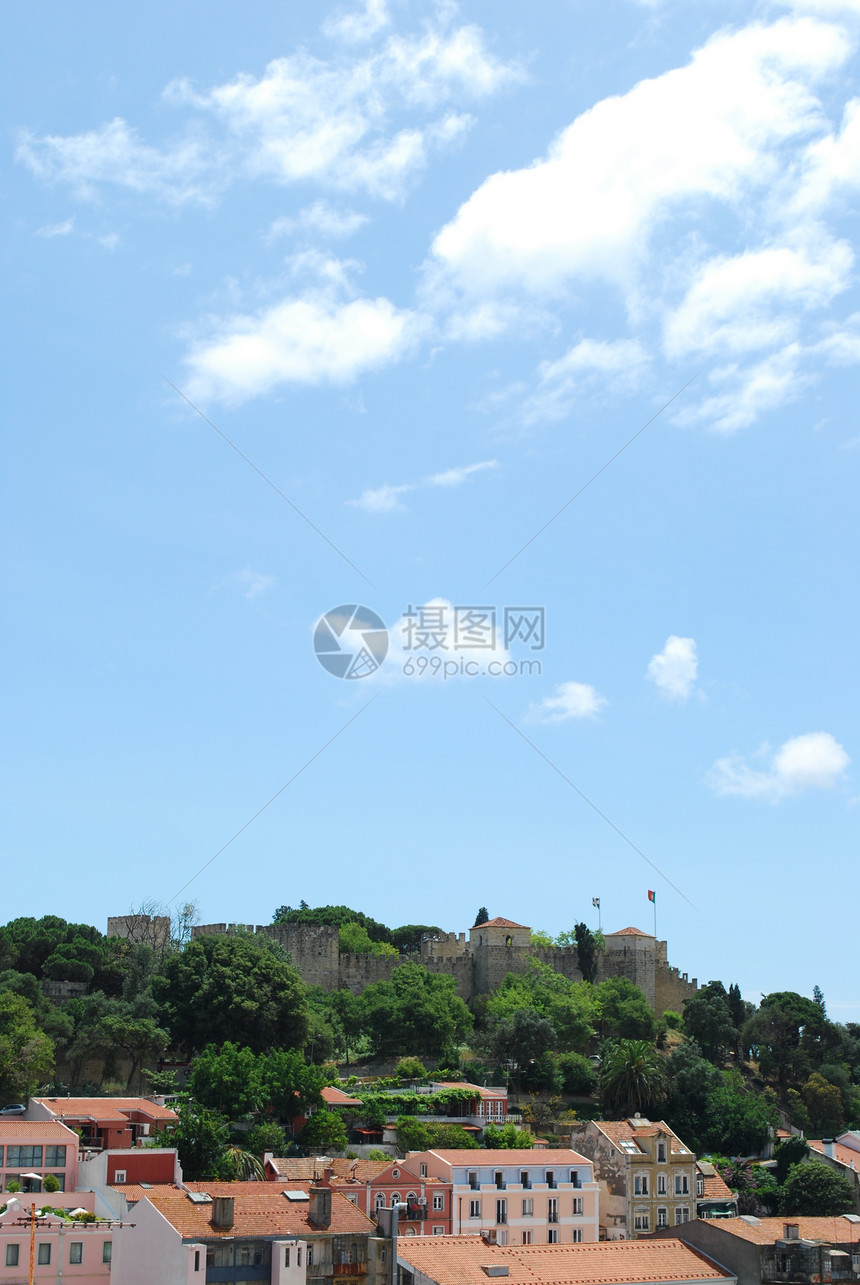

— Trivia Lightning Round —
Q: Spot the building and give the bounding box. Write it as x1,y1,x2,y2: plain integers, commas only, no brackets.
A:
808,1135,860,1214
183,916,697,1015
264,1156,453,1236
0,1198,122,1282
113,1181,391,1285
407,1148,599,1245
395,1232,737,1285
568,1117,697,1239
1,1119,80,1193
649,1213,860,1285
696,1162,738,1220
26,1096,178,1151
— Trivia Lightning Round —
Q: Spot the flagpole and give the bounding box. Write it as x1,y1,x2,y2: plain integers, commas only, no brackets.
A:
653,896,657,940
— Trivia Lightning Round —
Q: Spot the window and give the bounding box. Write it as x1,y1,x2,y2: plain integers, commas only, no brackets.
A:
657,1174,667,1196
194,1249,201,1271
102,1241,112,1264
657,1142,667,1163
7,1146,42,1167
420,1164,428,1178
634,1175,649,1196
468,1171,478,1190
45,1146,66,1167
433,1226,444,1235
496,1198,507,1225
548,1229,558,1244
675,1207,690,1225
114,1169,127,1184
392,1169,400,1179
520,1171,531,1189
38,1244,52,1266
522,1231,533,1246
297,1249,302,1266
307,1246,313,1267
70,1243,83,1264
497,1230,508,1246
0,1146,3,1163
433,1194,444,1211
570,1170,580,1188
390,1193,401,1207
347,1194,357,1206
657,1209,668,1228
548,1198,558,1224
696,1176,705,1198
634,1213,650,1232
521,1198,533,1217
284,1248,290,1267
6,1245,19,1267
495,1171,505,1190
572,1229,583,1243
469,1199,481,1218
407,1192,418,1203
572,1198,583,1215
375,1192,385,1210
546,1171,556,1189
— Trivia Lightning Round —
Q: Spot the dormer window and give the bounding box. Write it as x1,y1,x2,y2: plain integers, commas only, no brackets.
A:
657,1141,667,1163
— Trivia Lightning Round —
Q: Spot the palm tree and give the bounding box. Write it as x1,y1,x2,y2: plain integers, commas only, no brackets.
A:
224,1145,265,1181
598,1040,668,1116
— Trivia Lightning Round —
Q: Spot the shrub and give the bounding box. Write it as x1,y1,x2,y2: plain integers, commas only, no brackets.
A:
43,1174,60,1193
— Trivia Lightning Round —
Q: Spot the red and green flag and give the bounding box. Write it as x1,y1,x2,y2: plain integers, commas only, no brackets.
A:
647,889,656,903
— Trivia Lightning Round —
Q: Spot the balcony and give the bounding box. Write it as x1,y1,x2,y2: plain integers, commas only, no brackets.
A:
333,1264,365,1277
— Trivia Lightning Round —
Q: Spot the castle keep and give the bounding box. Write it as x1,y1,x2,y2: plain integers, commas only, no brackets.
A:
187,915,697,1016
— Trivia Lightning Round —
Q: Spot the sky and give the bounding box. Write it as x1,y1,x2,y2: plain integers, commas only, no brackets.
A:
3,0,858,1020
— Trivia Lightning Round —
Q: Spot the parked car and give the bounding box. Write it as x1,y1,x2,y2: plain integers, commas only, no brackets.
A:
0,1104,27,1115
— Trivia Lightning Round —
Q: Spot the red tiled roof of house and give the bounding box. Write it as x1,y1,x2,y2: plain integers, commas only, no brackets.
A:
109,1183,163,1204
716,1216,860,1246
321,1085,363,1108
396,1236,732,1284
474,917,530,929
0,1121,79,1141
143,1181,377,1239
809,1140,860,1170
35,1097,178,1123
611,927,653,937
590,1121,692,1154
700,1173,735,1201
424,1148,589,1166
267,1157,393,1182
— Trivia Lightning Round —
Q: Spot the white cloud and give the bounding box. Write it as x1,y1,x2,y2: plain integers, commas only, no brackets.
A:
99,232,120,251
184,280,418,404
377,596,515,684
646,635,698,701
349,483,413,513
679,343,810,433
528,680,607,722
267,201,369,242
429,18,850,298
235,568,276,598
793,97,860,210
708,731,850,800
427,459,498,487
519,337,651,423
35,217,74,237
323,0,390,43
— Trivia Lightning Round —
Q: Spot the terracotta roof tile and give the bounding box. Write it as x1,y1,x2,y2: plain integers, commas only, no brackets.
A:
474,917,531,929
716,1217,860,1246
0,1121,79,1141
700,1174,735,1201
268,1157,394,1182
424,1149,590,1166
808,1140,860,1171
321,1086,364,1108
143,1182,378,1240
611,927,653,937
590,1121,692,1154
35,1097,177,1123
396,1236,732,1284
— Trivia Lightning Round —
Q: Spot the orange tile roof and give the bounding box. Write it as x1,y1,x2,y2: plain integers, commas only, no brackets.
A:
35,1097,178,1123
0,1121,78,1141
396,1236,732,1284
716,1216,860,1246
590,1121,692,1154
424,1149,590,1166
268,1157,392,1182
321,1085,364,1108
611,927,653,937
699,1173,735,1201
144,1181,378,1240
109,1183,162,1204
808,1140,860,1171
474,918,530,929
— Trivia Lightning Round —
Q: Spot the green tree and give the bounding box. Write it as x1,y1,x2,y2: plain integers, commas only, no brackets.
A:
598,1040,668,1116
100,1013,169,1091
338,922,398,957
222,1145,266,1181
483,1122,534,1149
426,1122,479,1149
245,1121,289,1158
595,977,656,1041
743,992,828,1091
0,992,54,1098
774,1137,810,1185
682,983,737,1063
155,1101,230,1181
487,962,597,1053
474,908,490,927
327,989,364,1068
701,1070,777,1156
555,1051,597,1095
779,1160,854,1216
489,1009,557,1085
802,1072,845,1136
395,1116,432,1152
261,1048,326,1125
394,1057,427,1083
187,1043,263,1117
573,924,599,985
360,963,472,1058
664,1041,722,1152
390,925,443,953
152,933,309,1055
302,1109,348,1153
272,904,391,944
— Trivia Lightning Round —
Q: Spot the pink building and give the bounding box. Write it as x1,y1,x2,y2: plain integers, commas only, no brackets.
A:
27,1097,177,1152
0,1199,121,1282
408,1148,600,1245
1,1120,80,1193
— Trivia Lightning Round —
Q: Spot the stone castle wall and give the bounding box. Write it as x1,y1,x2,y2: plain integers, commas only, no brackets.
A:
188,920,696,1015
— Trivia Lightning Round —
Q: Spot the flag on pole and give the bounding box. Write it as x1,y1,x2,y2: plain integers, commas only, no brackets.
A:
592,897,600,908
647,890,656,903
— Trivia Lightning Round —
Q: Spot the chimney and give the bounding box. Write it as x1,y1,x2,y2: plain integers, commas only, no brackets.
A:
211,1197,234,1229
309,1185,332,1228
784,1224,799,1240
824,1139,837,1159
323,1166,335,1184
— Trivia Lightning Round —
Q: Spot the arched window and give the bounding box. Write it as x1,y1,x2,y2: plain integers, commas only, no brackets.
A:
407,1192,417,1202
505,935,512,946
375,1193,385,1210
391,1193,401,1207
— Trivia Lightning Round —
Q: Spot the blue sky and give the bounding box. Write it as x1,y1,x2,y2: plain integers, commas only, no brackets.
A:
4,0,858,1019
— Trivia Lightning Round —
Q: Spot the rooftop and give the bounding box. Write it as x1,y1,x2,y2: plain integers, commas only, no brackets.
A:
0,1121,79,1141
320,1085,364,1108
142,1181,378,1239
610,927,655,938
473,918,530,930
696,1163,735,1203
396,1236,733,1284
35,1097,178,1123
420,1149,590,1167
713,1216,860,1246
808,1140,860,1171
586,1120,692,1156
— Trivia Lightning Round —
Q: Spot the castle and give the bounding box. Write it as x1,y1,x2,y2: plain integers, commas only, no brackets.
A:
185,915,697,1016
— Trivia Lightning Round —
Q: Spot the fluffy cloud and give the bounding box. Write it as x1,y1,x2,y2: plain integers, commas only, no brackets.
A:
18,16,520,205
349,459,498,512
267,201,369,242
646,636,698,701
528,681,607,722
427,460,498,487
184,285,418,403
429,18,850,297
708,731,850,800
35,217,74,237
